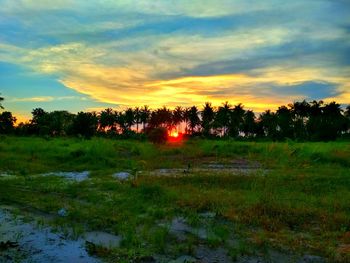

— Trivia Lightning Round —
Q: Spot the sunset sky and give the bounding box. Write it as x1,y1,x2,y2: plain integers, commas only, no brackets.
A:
0,0,349,122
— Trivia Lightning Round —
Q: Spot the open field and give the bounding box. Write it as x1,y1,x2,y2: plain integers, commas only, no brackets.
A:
0,136,349,262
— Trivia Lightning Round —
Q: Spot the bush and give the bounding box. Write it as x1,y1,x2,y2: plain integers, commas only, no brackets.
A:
147,127,168,144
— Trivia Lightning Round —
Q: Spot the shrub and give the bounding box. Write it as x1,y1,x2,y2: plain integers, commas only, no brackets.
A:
147,127,168,144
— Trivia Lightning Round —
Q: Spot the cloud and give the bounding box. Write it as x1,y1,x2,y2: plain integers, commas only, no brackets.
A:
1,34,349,112
0,0,349,115
0,0,285,18
11,96,54,102
10,96,82,102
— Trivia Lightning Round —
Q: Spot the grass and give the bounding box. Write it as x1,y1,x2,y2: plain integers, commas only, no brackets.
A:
0,136,349,261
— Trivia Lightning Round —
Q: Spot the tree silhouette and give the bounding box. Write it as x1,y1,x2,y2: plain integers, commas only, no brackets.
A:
0,111,16,134
4,99,350,141
47,111,74,136
134,107,141,133
242,110,256,137
215,101,231,136
276,106,293,140
71,112,98,138
259,110,278,139
116,111,127,133
0,94,4,109
187,106,200,134
307,100,324,140
147,127,168,144
319,101,345,140
124,108,135,131
140,105,151,131
201,102,215,136
31,108,49,135
172,106,184,131
149,106,172,129
289,100,310,140
99,108,116,132
229,103,245,137
183,107,190,134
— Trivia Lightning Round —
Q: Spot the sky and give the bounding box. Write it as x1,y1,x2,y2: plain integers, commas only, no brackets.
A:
0,0,349,122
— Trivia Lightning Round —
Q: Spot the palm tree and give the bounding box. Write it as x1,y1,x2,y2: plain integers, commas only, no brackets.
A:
201,102,215,136
215,101,231,136
320,101,345,140
289,100,310,140
276,105,293,139
307,100,323,140
242,110,256,137
134,107,141,133
290,100,310,120
124,108,135,130
183,107,191,134
140,105,151,131
259,110,278,139
148,106,172,129
116,111,127,133
229,103,245,137
172,106,183,131
99,108,116,131
187,106,200,134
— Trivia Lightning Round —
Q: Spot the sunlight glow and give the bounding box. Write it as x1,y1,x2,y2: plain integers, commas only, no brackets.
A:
169,130,179,138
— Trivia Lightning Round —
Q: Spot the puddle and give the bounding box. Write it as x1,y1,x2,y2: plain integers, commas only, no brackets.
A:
84,231,121,248
0,208,99,263
0,205,326,263
112,172,131,180
41,171,90,182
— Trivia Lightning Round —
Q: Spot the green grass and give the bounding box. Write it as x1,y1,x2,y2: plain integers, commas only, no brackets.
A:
0,136,349,261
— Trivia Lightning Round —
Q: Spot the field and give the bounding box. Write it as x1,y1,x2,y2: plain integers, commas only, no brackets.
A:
0,136,349,262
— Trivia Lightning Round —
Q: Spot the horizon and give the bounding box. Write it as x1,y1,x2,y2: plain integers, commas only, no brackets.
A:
1,1,350,122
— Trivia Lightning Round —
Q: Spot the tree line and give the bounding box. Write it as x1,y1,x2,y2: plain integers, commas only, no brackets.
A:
0,95,350,141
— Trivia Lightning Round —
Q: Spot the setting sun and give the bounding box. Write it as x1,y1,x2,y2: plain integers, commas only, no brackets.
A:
169,130,179,138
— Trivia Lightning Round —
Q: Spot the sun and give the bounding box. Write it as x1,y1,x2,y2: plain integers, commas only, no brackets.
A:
170,130,179,138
